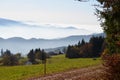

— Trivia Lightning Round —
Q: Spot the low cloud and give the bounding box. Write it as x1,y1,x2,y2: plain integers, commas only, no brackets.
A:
0,18,98,39
0,18,80,30
0,18,28,26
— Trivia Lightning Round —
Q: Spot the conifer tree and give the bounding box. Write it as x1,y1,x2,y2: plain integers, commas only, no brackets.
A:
27,49,36,64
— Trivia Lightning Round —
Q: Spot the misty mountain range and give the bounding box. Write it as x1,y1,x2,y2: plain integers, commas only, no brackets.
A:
0,33,105,55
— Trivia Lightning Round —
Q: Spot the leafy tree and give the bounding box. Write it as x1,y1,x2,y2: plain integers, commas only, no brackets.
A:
14,53,21,60
2,50,18,66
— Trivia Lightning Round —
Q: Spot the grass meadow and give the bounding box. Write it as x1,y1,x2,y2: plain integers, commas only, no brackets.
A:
0,55,101,80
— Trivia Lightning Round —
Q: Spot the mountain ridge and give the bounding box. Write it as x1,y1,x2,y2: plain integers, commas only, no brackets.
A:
0,33,105,54
0,33,105,40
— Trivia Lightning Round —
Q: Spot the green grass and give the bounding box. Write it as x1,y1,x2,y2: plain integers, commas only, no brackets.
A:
0,55,101,80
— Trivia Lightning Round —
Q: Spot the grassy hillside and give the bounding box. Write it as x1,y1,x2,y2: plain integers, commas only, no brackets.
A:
0,55,101,80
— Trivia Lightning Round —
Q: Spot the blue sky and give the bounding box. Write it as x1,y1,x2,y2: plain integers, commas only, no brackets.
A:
0,0,103,39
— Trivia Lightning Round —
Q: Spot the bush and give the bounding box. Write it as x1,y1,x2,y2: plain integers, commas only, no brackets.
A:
102,54,120,80
19,58,28,65
2,55,19,66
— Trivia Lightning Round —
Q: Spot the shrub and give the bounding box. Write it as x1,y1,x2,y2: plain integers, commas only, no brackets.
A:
102,54,120,80
19,58,28,65
2,55,19,66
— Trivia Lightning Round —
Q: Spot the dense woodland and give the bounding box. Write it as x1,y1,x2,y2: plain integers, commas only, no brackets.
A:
66,36,105,58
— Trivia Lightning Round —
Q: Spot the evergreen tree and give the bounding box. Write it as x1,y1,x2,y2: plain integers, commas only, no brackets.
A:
78,41,81,47
27,49,36,64
81,39,85,46
96,0,120,54
0,49,4,57
66,36,104,58
66,45,80,58
79,43,93,57
35,48,41,59
90,36,104,57
41,49,47,63
66,45,71,58
3,49,11,56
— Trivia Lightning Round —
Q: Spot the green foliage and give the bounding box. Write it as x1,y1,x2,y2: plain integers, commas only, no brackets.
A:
96,0,120,54
0,55,101,80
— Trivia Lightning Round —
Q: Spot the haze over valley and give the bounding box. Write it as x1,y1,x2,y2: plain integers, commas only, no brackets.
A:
0,33,105,54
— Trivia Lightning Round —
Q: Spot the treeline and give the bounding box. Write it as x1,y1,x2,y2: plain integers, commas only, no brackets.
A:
66,36,105,58
0,48,48,66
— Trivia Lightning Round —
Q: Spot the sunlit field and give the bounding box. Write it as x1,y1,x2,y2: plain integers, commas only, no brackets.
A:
0,55,101,80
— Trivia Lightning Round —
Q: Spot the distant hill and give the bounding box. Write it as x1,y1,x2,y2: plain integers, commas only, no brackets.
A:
0,33,105,54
